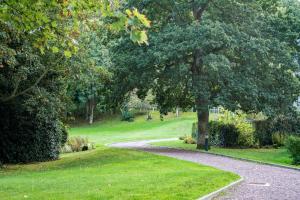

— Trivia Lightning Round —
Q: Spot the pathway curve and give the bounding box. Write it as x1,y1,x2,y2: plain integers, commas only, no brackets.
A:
110,139,300,200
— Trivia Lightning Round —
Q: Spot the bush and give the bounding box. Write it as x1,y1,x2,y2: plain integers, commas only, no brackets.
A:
61,136,95,153
0,100,66,164
219,124,240,147
184,136,196,144
285,136,300,165
254,114,300,146
120,107,134,122
192,121,239,147
191,111,255,148
236,123,255,147
272,132,287,148
254,120,273,146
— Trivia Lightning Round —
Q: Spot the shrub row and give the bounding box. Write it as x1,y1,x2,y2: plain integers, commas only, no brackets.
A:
191,120,255,148
254,114,300,146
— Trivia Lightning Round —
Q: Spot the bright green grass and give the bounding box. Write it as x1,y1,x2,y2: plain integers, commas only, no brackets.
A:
0,147,239,200
152,140,300,168
69,112,197,144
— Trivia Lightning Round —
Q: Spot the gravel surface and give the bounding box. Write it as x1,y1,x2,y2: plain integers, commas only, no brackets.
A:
110,139,300,200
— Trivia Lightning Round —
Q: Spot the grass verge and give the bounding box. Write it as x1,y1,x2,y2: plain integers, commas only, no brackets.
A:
151,140,300,168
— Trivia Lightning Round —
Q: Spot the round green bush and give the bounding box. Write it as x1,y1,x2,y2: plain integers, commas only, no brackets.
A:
0,100,66,164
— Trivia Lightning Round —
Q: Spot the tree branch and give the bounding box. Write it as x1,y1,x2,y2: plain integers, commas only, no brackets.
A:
193,0,214,21
1,69,49,102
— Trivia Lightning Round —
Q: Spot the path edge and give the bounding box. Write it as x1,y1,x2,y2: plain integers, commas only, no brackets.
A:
150,142,300,172
197,177,244,200
195,150,300,172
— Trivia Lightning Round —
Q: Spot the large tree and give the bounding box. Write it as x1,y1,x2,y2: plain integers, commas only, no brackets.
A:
112,0,300,149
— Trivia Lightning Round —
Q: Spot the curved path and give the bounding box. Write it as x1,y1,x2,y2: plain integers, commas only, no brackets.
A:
110,139,300,200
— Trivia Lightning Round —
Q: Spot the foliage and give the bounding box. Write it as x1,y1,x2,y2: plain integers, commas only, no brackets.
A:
192,121,240,147
183,136,196,144
0,0,150,56
112,0,300,148
61,136,95,153
272,132,287,148
66,26,112,124
120,105,134,122
0,99,66,164
219,110,255,147
254,113,300,146
285,136,300,164
254,120,274,146
0,22,67,163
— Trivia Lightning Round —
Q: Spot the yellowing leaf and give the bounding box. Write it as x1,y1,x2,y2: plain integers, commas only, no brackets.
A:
52,46,59,53
64,50,72,58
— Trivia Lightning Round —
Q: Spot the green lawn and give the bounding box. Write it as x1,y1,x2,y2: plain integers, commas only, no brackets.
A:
151,140,300,168
0,147,239,200
0,112,241,199
69,112,196,144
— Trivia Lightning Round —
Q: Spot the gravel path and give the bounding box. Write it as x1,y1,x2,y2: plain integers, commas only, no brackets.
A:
110,139,300,200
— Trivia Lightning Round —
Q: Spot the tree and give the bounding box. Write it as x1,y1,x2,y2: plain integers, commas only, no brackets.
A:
0,0,150,103
112,0,300,149
0,0,150,163
67,24,112,124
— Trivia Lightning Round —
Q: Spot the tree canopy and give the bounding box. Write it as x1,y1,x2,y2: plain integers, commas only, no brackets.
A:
112,0,300,148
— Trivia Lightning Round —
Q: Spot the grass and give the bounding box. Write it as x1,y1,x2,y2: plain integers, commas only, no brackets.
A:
0,112,240,199
0,147,239,200
151,139,300,168
69,112,196,144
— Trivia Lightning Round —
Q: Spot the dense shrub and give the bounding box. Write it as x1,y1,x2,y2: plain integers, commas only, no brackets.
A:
192,121,240,147
236,123,255,147
0,99,66,164
254,114,300,146
120,106,134,122
272,132,287,147
254,120,273,146
285,136,300,165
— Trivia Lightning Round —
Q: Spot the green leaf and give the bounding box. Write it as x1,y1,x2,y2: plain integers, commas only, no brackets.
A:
64,50,72,58
52,46,59,53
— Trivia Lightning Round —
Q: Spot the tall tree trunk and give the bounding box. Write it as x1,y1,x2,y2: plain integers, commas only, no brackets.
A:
88,98,95,125
191,1,211,149
89,103,94,125
196,99,209,149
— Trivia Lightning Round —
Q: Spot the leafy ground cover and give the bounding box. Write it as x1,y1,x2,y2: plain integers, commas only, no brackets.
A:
152,140,300,168
0,112,240,199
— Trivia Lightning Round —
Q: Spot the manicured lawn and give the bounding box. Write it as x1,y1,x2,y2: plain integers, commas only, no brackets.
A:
69,112,196,144
151,140,300,168
0,112,241,199
0,147,239,200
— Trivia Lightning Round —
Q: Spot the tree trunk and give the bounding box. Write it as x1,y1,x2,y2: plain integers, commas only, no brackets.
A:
176,107,179,117
88,98,95,125
196,100,209,149
86,103,90,121
89,104,94,125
